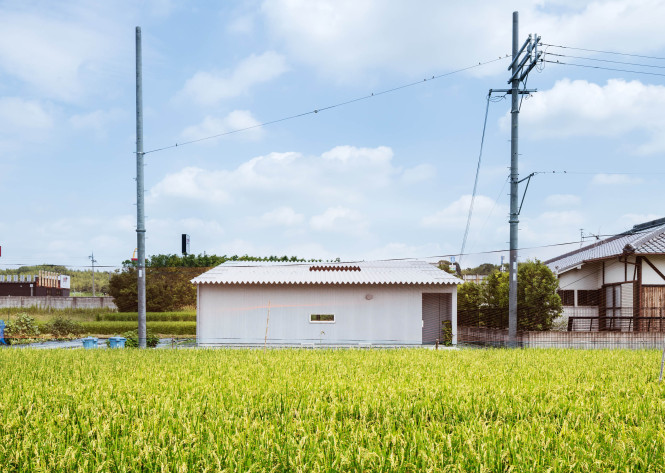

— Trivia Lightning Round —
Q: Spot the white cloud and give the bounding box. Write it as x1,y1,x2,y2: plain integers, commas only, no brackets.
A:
178,51,288,106
252,207,305,227
505,79,665,154
591,173,643,185
0,3,125,103
0,97,54,133
260,0,665,80
149,145,405,208
181,110,263,142
69,108,124,136
545,194,581,207
401,164,436,184
422,194,505,229
309,206,368,235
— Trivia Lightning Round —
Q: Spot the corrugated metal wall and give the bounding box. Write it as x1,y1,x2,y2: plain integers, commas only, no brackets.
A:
421,293,452,344
198,284,456,345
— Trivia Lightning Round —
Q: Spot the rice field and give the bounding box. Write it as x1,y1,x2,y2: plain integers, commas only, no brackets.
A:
1,349,665,472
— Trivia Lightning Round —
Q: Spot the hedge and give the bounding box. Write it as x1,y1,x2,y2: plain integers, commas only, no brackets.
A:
80,321,196,336
96,312,196,322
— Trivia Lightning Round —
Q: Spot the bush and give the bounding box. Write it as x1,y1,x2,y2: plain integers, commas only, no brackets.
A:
44,317,84,338
4,313,40,342
122,329,159,348
96,312,196,322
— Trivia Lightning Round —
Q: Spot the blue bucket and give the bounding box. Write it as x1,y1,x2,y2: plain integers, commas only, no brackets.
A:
108,337,127,348
82,337,98,349
0,320,7,345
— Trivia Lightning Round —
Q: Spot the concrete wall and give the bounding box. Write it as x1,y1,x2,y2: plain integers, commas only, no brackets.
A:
0,296,117,310
197,283,456,346
459,326,665,349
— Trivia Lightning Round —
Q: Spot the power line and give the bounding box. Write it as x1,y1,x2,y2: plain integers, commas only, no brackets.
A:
143,55,511,155
543,59,665,78
459,92,492,266
541,43,665,61
546,52,665,70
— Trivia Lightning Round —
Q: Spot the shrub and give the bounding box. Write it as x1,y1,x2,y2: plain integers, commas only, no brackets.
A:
4,313,40,342
44,317,84,338
122,329,159,348
96,312,196,322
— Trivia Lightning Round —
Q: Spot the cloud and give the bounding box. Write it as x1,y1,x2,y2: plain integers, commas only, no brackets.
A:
505,79,665,154
252,207,305,227
69,108,125,136
422,194,505,229
178,51,288,106
0,97,54,133
0,3,125,103
309,206,368,235
591,173,643,185
401,164,436,184
545,194,581,207
181,110,263,142
260,0,665,80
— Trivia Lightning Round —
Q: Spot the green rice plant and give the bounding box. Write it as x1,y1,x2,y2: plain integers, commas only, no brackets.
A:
1,349,664,472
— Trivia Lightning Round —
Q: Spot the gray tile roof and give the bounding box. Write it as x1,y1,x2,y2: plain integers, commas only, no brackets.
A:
192,260,462,286
546,218,665,274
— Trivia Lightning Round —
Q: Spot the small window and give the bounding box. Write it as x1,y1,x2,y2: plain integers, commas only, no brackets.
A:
578,290,599,306
557,290,574,306
310,314,335,323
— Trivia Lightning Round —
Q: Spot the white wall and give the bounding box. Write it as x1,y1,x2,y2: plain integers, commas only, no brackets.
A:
558,262,601,290
641,255,665,285
197,284,456,346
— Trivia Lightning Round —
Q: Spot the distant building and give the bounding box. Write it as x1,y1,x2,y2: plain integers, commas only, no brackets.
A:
0,271,71,297
546,218,665,331
192,260,462,346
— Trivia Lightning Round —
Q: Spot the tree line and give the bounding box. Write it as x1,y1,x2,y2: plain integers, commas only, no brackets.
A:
109,254,316,312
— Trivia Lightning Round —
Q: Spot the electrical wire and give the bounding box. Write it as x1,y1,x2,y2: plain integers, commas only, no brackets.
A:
543,59,665,78
459,92,492,266
143,55,511,155
546,52,665,70
541,43,665,61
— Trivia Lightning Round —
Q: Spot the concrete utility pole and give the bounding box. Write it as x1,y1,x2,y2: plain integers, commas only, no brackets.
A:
136,26,147,348
490,12,541,346
89,252,97,296
508,12,520,346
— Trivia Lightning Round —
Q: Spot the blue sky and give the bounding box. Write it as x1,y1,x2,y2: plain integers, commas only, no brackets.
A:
1,0,665,270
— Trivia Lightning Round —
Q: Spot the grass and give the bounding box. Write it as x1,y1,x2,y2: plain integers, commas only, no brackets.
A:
1,349,664,471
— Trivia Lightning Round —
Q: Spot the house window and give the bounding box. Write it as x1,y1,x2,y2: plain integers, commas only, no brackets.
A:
558,290,574,306
605,285,621,317
578,290,599,306
310,314,335,323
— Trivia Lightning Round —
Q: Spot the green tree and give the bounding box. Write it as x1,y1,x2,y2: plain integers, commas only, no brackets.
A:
457,259,562,331
109,253,317,312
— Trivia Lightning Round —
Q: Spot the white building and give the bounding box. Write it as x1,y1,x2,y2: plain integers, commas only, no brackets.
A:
192,260,461,346
546,217,665,331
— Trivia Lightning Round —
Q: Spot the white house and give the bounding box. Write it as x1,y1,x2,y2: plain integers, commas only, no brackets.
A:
192,260,461,346
545,217,665,331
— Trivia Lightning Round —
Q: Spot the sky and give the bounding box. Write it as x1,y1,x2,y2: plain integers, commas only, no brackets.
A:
1,0,665,271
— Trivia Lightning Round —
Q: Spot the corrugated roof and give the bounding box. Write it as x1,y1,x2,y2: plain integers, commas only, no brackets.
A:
192,260,462,286
546,218,665,274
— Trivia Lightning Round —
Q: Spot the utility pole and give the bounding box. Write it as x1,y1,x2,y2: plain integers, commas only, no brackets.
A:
490,12,541,346
89,252,97,296
136,26,147,348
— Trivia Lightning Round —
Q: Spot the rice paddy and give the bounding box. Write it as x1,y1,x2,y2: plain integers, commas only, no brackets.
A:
1,348,664,472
